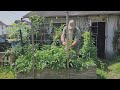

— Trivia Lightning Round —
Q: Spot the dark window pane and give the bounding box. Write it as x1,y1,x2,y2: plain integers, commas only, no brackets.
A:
91,27,97,34
92,22,97,26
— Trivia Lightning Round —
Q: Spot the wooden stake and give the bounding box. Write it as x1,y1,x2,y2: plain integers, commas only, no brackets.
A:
31,22,35,79
66,11,69,70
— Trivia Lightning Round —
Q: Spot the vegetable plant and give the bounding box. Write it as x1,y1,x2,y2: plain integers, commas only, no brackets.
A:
80,31,97,60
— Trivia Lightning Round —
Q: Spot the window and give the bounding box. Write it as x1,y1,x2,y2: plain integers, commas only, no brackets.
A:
53,23,65,28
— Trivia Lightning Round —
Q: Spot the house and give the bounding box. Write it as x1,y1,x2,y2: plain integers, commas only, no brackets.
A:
14,19,31,25
22,11,120,59
0,21,8,38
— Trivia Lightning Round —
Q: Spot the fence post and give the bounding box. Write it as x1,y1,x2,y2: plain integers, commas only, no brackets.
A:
66,11,69,70
89,20,92,58
19,29,23,46
65,11,70,79
31,22,35,79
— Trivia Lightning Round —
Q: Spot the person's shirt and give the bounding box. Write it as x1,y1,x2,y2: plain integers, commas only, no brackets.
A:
62,26,81,42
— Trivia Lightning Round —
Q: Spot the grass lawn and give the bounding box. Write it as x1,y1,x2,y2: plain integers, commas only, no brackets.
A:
97,56,120,79
0,68,16,79
107,62,120,79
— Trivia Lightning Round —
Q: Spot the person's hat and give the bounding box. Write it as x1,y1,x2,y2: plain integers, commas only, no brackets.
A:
68,20,75,30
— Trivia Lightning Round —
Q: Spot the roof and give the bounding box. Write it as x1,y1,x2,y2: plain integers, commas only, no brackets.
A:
14,20,31,25
0,21,7,26
23,11,120,18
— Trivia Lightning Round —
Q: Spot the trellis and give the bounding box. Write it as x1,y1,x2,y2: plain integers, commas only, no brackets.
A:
2,11,98,79
30,11,71,78
29,11,93,79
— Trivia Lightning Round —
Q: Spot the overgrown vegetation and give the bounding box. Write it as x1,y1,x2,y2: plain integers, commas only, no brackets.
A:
52,24,65,46
80,31,97,60
3,14,120,79
10,31,97,73
6,21,31,44
96,56,120,79
0,67,16,79
107,56,120,79
3,30,97,73
3,15,98,78
13,45,96,73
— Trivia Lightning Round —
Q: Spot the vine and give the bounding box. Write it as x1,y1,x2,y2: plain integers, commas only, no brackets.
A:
80,31,97,60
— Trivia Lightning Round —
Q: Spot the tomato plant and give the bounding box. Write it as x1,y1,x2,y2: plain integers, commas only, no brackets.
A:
80,31,97,60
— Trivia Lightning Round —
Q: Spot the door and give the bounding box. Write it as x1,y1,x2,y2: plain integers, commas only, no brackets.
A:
91,22,106,59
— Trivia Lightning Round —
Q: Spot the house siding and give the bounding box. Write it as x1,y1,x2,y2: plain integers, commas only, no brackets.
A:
106,15,118,58
0,25,7,35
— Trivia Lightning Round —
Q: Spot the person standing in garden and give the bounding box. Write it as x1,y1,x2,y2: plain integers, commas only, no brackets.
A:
61,20,81,57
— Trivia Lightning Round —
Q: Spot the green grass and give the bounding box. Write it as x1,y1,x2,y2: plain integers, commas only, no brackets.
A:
96,68,108,79
0,68,16,79
108,63,120,74
107,56,120,79
107,62,120,79
96,56,120,79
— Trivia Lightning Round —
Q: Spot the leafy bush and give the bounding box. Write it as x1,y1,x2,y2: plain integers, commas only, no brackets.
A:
29,15,45,30
70,57,96,71
14,44,97,73
5,44,33,60
14,45,67,73
13,31,97,73
6,15,97,74
15,55,33,73
96,59,108,79
52,24,65,46
6,22,31,43
96,68,108,79
80,31,97,60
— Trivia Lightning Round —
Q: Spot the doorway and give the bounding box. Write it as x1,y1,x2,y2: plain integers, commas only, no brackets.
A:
91,22,106,59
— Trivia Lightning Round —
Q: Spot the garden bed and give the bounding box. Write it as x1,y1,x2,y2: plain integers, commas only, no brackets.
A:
17,67,97,79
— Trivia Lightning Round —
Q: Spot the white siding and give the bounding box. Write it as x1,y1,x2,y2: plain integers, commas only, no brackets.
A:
44,17,66,24
78,16,89,32
44,16,89,32
0,25,7,35
106,15,118,58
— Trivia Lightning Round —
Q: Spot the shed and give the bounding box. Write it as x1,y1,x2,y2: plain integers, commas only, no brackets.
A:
23,11,120,59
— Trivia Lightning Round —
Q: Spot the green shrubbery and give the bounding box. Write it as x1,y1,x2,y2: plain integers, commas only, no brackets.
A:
10,31,97,73
4,15,97,74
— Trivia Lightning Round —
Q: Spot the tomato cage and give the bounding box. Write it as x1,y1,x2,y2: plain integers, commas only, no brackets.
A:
4,11,97,79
